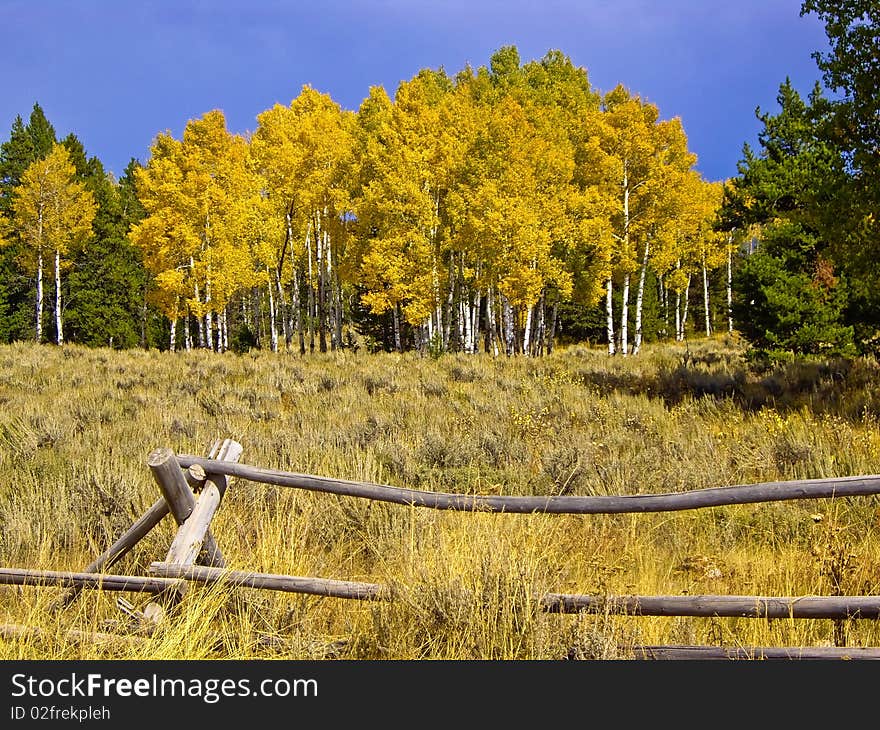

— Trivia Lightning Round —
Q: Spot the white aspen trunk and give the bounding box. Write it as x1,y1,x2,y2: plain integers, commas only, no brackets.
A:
331,265,341,352
319,223,328,353
267,274,278,353
293,268,304,355
35,250,43,344
702,257,712,338
316,219,325,352
727,235,734,333
204,273,213,352
472,266,482,352
674,259,683,341
54,249,63,345
619,159,630,356
254,289,263,347
486,288,498,357
307,216,316,353
392,303,402,352
682,274,691,340
324,220,336,350
675,291,681,342
461,296,473,353
170,297,179,352
326,223,340,351
335,272,344,352
605,277,615,355
430,191,443,351
633,238,649,356
275,273,289,350
472,289,481,355
621,273,630,357
523,304,533,356
35,208,44,343
294,222,309,355
275,212,291,349
502,295,514,356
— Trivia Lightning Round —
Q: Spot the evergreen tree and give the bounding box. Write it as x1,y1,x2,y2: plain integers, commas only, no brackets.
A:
722,80,855,357
801,0,880,351
61,138,149,348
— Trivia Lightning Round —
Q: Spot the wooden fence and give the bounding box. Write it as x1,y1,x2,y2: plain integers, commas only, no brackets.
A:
3,437,880,660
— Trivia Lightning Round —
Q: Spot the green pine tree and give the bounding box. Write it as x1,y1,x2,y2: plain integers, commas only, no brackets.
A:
722,80,855,357
60,138,150,348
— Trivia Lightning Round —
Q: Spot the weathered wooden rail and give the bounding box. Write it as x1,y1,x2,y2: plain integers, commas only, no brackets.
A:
3,439,880,660
174,456,880,513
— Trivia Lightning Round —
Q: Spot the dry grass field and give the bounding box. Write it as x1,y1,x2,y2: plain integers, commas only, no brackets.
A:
1,335,880,659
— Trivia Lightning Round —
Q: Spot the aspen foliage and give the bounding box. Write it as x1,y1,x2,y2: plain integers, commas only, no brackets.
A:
10,143,96,343
126,48,724,355
130,111,263,349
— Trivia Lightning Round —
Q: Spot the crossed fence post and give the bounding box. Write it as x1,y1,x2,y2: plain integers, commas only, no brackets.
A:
55,439,242,626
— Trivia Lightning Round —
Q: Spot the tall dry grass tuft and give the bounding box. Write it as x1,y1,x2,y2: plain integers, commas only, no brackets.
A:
0,338,879,658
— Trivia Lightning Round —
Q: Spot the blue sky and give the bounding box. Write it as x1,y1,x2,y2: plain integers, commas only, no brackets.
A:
2,0,829,183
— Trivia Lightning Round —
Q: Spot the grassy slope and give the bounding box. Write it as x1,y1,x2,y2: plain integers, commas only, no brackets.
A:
0,336,879,659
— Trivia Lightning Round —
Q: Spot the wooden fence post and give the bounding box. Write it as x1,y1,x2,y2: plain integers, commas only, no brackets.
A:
52,462,208,612
147,447,226,566
143,439,242,624
165,439,242,569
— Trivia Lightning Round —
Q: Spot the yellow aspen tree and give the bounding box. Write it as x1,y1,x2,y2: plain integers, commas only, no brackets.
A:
241,171,281,351
204,140,267,352
287,89,355,354
177,110,245,351
582,87,663,356
252,86,354,354
522,51,609,355
455,93,574,356
130,133,199,350
579,86,699,355
694,179,728,337
651,196,688,341
250,102,299,352
351,71,454,352
631,116,696,355
132,110,258,352
654,170,715,341
352,84,436,351
719,179,745,334
11,143,96,344
441,65,491,353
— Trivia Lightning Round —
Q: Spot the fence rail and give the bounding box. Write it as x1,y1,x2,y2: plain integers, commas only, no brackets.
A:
3,439,879,660
176,455,880,513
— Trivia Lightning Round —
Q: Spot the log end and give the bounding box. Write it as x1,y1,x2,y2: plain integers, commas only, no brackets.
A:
185,464,207,490
147,447,175,468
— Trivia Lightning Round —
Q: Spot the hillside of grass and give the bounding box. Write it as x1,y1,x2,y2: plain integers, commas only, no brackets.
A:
1,336,879,659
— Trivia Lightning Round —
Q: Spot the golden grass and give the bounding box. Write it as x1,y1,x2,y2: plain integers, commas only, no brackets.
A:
0,335,879,659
